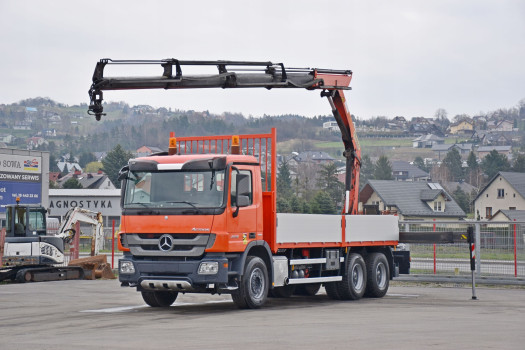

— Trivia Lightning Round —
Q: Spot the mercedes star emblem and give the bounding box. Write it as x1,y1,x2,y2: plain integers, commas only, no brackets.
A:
158,234,174,252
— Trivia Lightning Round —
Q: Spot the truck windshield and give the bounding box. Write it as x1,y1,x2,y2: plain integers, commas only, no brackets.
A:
123,170,225,209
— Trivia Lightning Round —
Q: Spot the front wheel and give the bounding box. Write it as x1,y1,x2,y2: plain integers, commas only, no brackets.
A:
141,291,178,307
232,256,269,309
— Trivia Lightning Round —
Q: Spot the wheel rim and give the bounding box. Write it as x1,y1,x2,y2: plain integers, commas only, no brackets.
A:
250,267,265,300
351,263,364,291
376,262,387,289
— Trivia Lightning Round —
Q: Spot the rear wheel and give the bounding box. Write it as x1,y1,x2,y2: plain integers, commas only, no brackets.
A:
141,291,178,307
232,256,268,309
364,252,390,298
337,253,367,300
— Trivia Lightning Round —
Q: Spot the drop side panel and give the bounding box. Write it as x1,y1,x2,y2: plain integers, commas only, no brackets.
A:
276,214,342,244
345,215,399,243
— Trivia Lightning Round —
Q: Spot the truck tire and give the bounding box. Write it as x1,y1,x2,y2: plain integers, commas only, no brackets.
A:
325,282,342,300
337,253,366,300
141,291,178,307
295,283,321,296
232,256,268,309
364,252,390,298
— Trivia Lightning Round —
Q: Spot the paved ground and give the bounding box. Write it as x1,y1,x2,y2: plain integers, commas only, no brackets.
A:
0,280,524,349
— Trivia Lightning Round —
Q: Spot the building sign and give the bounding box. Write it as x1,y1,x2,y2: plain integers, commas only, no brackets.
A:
48,192,121,218
0,154,42,212
0,154,42,174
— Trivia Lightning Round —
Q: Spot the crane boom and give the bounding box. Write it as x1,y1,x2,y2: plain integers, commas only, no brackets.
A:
88,58,360,214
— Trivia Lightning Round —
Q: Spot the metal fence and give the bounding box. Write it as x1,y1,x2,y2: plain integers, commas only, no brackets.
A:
400,220,525,278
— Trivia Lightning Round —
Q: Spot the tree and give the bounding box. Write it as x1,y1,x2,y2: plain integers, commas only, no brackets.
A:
481,150,510,179
62,178,83,189
102,144,133,189
513,154,525,172
452,186,470,214
414,156,429,173
466,151,482,187
359,155,375,188
373,156,393,180
317,162,344,210
442,148,463,181
434,108,449,132
312,191,336,214
85,161,103,173
277,160,293,197
79,152,97,168
49,154,61,173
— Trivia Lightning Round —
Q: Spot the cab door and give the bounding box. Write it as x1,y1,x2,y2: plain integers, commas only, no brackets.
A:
227,167,258,251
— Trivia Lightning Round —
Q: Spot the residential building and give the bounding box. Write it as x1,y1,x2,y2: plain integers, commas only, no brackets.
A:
449,119,474,135
26,137,47,150
57,161,83,173
0,134,15,144
473,172,525,220
391,161,430,181
323,121,339,131
490,209,525,222
56,171,116,190
477,145,512,159
136,145,164,157
492,120,514,132
293,151,335,164
432,143,473,160
412,134,444,148
359,180,466,221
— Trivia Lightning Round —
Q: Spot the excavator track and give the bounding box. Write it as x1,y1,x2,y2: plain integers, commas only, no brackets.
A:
13,266,84,283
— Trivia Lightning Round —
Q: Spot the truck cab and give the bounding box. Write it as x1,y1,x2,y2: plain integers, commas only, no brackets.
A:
118,153,268,298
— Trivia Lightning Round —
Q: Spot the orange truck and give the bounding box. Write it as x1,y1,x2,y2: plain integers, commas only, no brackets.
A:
88,59,402,308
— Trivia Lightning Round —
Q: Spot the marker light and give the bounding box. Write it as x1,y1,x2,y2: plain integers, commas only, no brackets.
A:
231,135,240,154
168,131,178,155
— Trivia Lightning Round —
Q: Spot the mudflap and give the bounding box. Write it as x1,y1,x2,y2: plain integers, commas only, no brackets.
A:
15,266,85,283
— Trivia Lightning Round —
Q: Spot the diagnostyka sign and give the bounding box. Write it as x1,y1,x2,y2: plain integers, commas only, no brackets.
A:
0,154,42,211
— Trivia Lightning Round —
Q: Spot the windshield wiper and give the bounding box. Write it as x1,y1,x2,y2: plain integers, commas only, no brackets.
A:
162,201,202,213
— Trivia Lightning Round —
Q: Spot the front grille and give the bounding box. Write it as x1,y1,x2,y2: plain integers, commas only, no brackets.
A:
126,233,213,257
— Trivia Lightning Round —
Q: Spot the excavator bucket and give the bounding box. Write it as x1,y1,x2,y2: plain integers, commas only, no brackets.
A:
68,255,116,280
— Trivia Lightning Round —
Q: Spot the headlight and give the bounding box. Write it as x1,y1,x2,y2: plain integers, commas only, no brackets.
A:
120,261,135,274
198,261,219,275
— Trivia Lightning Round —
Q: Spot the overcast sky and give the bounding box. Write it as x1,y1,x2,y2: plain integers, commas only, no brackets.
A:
1,0,524,120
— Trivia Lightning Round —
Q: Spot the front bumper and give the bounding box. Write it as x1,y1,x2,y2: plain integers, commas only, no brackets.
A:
119,254,230,292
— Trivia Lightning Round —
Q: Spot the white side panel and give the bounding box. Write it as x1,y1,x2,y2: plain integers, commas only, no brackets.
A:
346,215,399,242
4,242,32,256
276,214,341,243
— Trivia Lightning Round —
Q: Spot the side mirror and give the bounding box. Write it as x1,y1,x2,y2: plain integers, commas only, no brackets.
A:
117,165,129,181
233,173,250,218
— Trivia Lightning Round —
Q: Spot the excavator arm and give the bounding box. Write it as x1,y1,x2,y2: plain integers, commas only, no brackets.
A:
57,208,104,256
88,59,360,214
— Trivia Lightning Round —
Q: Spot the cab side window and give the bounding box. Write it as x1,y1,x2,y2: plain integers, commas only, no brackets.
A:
230,170,252,206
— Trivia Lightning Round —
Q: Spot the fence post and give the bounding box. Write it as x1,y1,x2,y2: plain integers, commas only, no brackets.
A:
475,222,481,275
433,219,436,275
514,220,517,278
111,219,115,269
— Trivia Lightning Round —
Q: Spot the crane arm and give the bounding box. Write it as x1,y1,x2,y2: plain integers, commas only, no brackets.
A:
88,58,360,214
